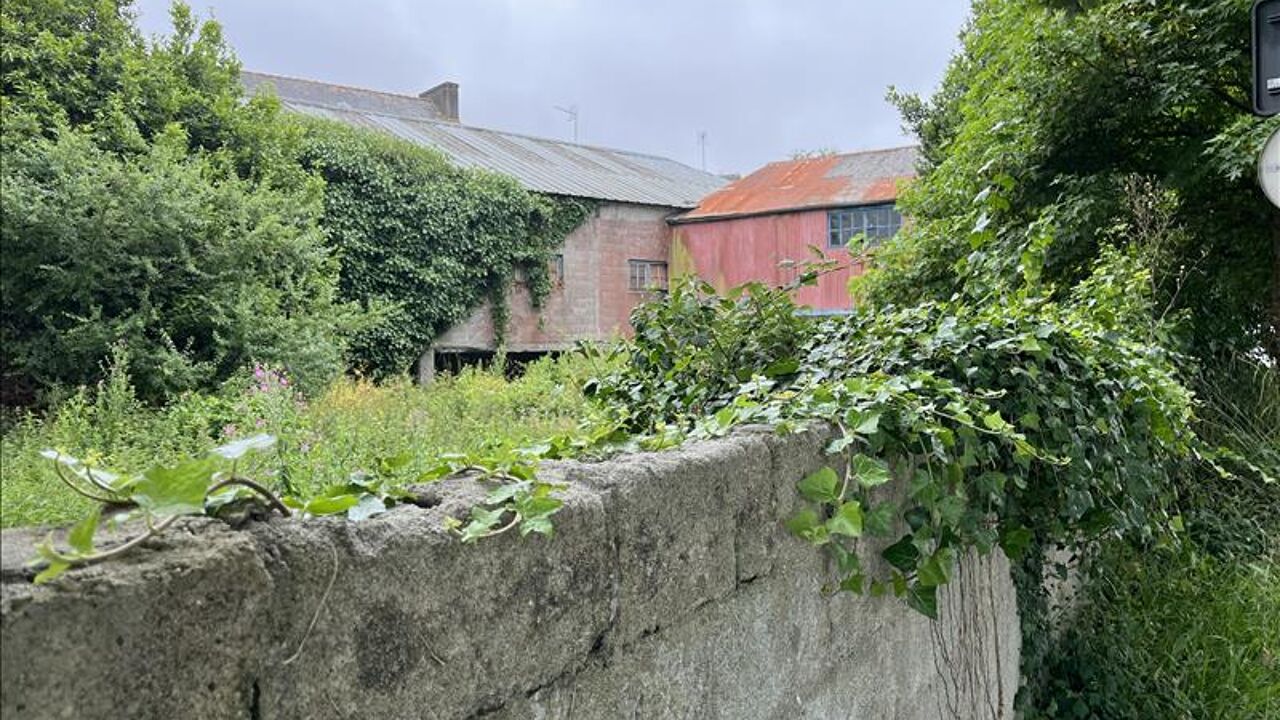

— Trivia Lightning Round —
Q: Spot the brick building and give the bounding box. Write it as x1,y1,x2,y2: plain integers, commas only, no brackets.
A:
669,147,919,312
241,71,725,378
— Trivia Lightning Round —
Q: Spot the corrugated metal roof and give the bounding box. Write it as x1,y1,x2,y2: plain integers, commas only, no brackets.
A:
674,146,920,222
242,71,725,209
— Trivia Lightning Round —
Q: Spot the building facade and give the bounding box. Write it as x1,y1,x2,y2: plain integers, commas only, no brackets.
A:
670,147,919,312
241,71,725,377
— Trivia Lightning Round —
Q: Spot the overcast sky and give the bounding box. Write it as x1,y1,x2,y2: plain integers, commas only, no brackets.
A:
134,1,970,175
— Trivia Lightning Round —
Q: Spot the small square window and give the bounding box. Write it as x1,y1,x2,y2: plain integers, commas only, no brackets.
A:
628,259,668,292
827,203,903,249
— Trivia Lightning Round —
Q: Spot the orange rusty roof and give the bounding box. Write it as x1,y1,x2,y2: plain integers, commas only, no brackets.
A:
675,145,920,222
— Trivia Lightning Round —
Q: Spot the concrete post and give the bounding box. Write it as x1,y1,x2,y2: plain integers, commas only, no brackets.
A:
417,347,436,385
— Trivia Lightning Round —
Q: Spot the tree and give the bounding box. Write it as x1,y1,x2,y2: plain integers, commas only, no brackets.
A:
0,0,352,403
868,0,1279,360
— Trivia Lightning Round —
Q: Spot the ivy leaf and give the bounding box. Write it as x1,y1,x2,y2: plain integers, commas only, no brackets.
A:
999,525,1035,560
797,467,839,503
485,482,529,506
882,536,920,573
211,434,276,460
459,507,507,543
906,583,939,619
34,559,71,585
826,501,864,537
67,506,102,556
763,358,800,377
31,536,71,584
850,454,890,488
839,572,865,594
917,548,956,587
135,457,216,516
515,495,563,521
936,496,966,527
864,502,897,536
825,435,854,455
852,410,882,435
520,514,555,537
785,509,829,545
304,494,360,516
829,543,862,575
347,495,388,522
982,412,1011,433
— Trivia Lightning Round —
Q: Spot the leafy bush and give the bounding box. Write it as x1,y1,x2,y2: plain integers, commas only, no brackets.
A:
1,0,352,403
588,276,812,428
295,118,594,377
1,126,353,402
592,245,1197,619
873,0,1277,361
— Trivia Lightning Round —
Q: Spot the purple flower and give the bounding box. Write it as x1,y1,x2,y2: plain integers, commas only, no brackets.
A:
222,424,238,438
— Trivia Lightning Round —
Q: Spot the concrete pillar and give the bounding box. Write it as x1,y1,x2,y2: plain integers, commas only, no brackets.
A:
417,347,436,385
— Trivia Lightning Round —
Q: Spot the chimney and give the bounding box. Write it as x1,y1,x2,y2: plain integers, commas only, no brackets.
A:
419,81,459,122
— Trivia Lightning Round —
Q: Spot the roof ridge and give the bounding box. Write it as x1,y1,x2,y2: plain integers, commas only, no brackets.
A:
241,69,436,106
244,69,712,175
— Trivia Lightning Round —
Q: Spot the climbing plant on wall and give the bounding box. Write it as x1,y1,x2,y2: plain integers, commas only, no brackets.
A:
298,118,594,378
589,248,1200,617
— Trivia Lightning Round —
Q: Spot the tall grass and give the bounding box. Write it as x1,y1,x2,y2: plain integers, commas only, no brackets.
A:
0,352,604,528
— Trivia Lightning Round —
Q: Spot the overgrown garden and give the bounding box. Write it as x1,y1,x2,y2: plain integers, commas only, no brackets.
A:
1,0,1277,717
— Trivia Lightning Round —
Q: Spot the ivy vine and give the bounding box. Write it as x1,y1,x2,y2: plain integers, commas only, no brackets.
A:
299,118,594,377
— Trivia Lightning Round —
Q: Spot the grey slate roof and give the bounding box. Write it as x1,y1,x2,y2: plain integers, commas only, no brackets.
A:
242,71,725,209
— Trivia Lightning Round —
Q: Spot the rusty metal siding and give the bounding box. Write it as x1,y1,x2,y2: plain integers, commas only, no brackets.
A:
673,210,864,312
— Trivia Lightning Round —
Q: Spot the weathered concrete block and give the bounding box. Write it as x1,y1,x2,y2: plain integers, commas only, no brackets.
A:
1,519,272,719
1,428,1021,719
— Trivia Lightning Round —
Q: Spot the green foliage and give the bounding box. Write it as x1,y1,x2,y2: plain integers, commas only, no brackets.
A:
294,117,594,377
587,275,814,429
1,0,351,403
1024,360,1280,718
0,352,600,529
869,0,1278,360
1,126,352,402
1028,545,1280,719
594,246,1198,619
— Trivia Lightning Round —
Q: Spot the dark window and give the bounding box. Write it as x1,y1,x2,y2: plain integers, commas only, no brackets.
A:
827,203,903,249
628,259,668,291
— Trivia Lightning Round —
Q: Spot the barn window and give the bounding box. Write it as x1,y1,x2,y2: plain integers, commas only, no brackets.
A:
628,259,668,292
827,203,902,249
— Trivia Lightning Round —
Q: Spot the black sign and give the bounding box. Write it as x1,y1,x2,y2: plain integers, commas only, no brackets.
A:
1256,0,1280,116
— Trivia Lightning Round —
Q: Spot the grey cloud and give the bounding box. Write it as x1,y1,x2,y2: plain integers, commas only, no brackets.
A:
136,0,968,174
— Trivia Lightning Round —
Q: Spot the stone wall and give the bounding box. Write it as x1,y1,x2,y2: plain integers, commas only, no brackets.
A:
0,427,1019,719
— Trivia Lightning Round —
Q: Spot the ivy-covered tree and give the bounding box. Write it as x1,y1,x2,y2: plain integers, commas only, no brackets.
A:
873,0,1279,360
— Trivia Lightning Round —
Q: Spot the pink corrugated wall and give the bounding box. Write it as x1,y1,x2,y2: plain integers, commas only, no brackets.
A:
672,210,864,311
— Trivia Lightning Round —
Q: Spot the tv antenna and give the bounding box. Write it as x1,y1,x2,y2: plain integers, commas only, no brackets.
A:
554,105,579,142
697,130,708,171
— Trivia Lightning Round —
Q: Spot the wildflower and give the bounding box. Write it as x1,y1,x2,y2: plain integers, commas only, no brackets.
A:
222,423,238,438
